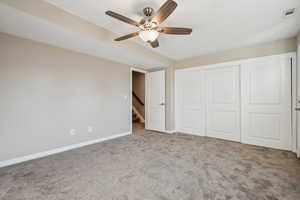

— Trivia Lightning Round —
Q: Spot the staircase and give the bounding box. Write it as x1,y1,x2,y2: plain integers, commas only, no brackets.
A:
132,91,145,123
132,110,140,123
132,105,145,123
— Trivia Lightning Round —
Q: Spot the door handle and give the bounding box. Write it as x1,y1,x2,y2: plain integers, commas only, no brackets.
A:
160,103,165,106
295,108,300,111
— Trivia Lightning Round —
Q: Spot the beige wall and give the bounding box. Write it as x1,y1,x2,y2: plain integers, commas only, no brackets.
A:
0,30,298,162
176,37,297,69
132,71,145,118
0,33,131,161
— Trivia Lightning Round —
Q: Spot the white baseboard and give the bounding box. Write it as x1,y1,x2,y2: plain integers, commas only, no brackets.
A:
0,131,132,168
163,130,176,134
176,130,206,137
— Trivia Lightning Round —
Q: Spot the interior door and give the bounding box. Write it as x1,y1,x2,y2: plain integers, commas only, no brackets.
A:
175,69,205,136
146,70,165,132
205,65,241,142
241,55,292,150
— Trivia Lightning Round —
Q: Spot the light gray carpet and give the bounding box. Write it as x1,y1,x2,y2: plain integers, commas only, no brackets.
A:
1,130,300,200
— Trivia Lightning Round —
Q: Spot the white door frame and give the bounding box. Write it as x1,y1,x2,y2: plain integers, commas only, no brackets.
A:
175,52,297,151
130,67,148,133
291,54,297,154
298,47,300,157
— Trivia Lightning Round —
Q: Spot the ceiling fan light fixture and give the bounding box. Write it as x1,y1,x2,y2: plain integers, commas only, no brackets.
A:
106,0,192,48
139,30,159,42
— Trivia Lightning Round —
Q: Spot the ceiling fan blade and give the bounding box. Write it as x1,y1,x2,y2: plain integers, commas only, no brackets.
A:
114,32,139,41
152,0,177,24
158,27,192,35
106,11,140,27
149,39,159,48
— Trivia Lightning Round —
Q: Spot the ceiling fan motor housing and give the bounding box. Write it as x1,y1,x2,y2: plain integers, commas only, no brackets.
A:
143,7,154,17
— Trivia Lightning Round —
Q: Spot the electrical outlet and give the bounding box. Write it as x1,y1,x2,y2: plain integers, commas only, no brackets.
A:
88,126,93,133
70,129,76,136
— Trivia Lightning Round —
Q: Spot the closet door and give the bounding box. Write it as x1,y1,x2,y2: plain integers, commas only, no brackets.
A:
241,55,291,150
205,65,241,142
175,69,205,136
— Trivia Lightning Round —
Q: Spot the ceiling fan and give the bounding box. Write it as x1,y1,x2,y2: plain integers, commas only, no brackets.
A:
105,0,192,48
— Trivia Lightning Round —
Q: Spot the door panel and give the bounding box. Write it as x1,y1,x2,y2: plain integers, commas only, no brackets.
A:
146,71,165,132
176,69,205,135
205,65,241,142
241,55,291,150
210,111,237,133
248,113,280,140
248,61,281,104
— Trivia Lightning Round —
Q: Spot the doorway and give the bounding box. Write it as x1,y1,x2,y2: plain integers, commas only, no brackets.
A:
130,68,166,135
131,68,146,135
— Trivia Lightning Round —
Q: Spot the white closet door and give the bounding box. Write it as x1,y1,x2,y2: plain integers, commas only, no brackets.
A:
241,55,291,150
205,65,241,142
175,69,205,136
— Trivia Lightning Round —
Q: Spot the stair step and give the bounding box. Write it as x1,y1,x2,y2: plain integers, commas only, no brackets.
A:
132,107,144,123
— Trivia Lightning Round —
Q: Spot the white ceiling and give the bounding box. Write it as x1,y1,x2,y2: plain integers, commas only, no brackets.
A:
0,2,167,69
46,0,300,60
1,0,299,68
